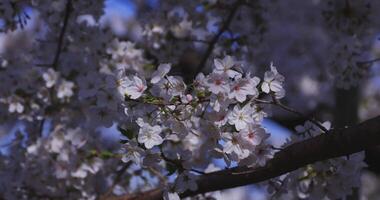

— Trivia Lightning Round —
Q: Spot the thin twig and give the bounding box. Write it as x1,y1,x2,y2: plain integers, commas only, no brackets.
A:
101,162,132,199
147,167,168,184
39,118,45,137
253,99,272,104
52,0,72,69
190,168,206,175
271,97,329,133
357,57,380,66
171,36,211,44
193,0,243,77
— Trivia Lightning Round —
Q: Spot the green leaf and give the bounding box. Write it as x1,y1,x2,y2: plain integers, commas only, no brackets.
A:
119,139,128,144
86,149,98,159
117,126,135,140
100,150,114,159
166,162,178,176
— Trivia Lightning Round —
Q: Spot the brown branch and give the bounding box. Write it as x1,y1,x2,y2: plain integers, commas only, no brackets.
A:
193,0,243,77
100,162,132,200
114,115,380,200
357,57,380,66
34,0,72,68
52,0,72,69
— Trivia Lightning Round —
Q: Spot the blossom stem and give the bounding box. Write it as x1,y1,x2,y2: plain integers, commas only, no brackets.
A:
271,96,329,133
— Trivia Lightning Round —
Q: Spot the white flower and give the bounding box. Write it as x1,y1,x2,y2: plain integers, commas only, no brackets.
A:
42,68,59,88
213,56,241,78
7,96,24,113
261,63,285,98
71,159,103,178
252,104,268,123
240,124,269,146
57,80,74,99
208,109,229,127
171,18,193,38
175,171,198,193
228,77,259,102
248,73,261,87
156,76,186,99
209,93,231,112
295,121,331,137
206,73,230,94
194,73,207,88
166,76,186,96
118,75,147,99
54,163,68,179
228,104,254,131
121,141,145,164
137,122,163,149
151,63,171,84
47,134,64,153
255,144,273,167
180,94,193,103
222,132,250,160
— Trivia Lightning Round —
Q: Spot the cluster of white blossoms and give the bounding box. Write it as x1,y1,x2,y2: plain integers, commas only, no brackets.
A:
0,0,373,199
104,39,152,76
0,126,114,200
117,55,284,196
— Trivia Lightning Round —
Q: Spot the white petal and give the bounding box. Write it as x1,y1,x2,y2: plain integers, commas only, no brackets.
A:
235,120,247,131
214,58,224,70
270,81,283,92
261,82,270,93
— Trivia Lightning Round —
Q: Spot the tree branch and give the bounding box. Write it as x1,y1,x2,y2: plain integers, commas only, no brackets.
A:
115,115,380,200
52,0,72,69
357,57,380,66
193,0,243,77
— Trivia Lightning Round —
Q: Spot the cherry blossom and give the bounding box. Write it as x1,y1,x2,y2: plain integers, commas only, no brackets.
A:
6,96,24,113
240,124,269,146
56,80,75,99
121,141,145,164
261,63,285,99
42,68,59,88
119,75,147,100
222,132,250,160
228,76,259,102
137,120,163,149
213,55,241,78
151,63,171,84
206,73,230,94
228,104,255,131
0,1,374,199
254,144,273,167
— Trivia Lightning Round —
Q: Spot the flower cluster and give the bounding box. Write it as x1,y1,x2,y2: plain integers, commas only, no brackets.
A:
0,126,114,200
0,0,373,199
117,55,285,195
